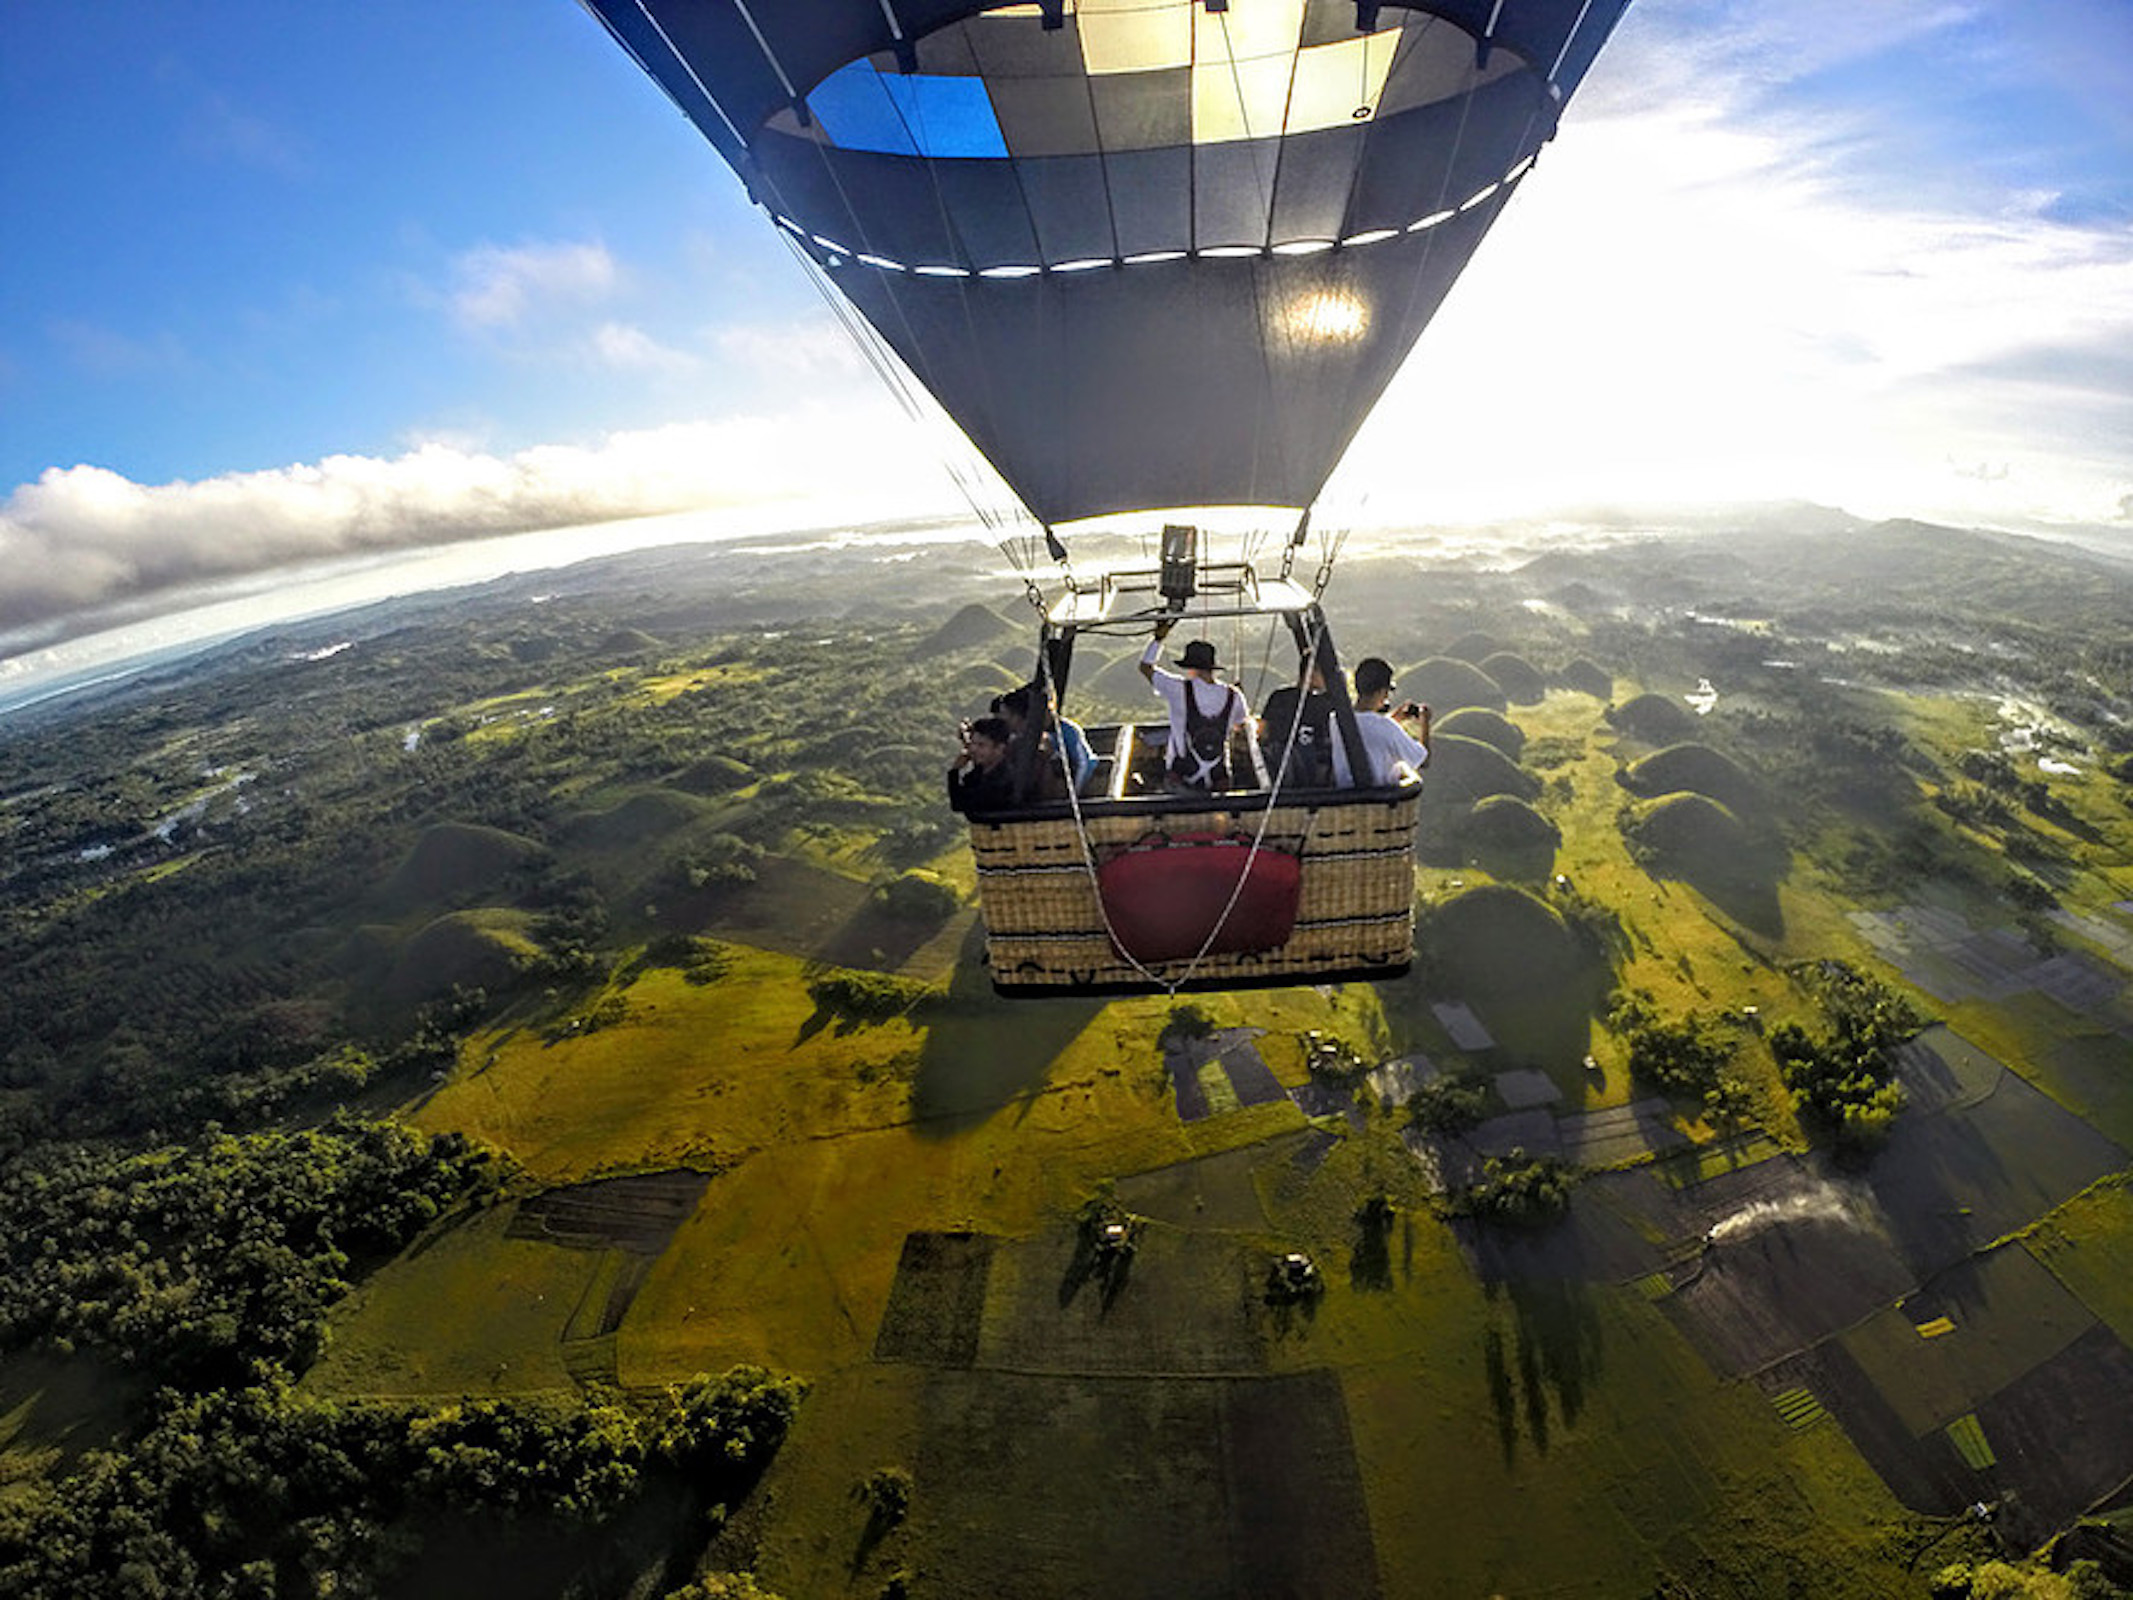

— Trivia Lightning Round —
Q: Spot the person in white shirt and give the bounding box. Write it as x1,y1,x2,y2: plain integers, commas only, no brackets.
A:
1139,621,1267,792
1348,656,1431,787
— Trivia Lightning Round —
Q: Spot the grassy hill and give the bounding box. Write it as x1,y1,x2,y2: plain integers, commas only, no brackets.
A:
379,821,549,915
1437,707,1524,758
1623,742,1765,814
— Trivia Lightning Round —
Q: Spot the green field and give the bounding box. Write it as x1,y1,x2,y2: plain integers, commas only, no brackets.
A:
5,529,2132,1597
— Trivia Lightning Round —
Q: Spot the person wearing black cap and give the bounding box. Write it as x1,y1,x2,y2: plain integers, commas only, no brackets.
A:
1349,657,1432,787
1139,620,1266,792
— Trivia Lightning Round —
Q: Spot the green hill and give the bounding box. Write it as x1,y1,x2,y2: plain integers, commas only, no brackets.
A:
1624,743,1764,814
380,823,549,915
1425,733,1540,805
921,603,1017,656
1442,630,1501,664
1608,691,1696,743
1479,651,1545,705
1076,651,1157,719
383,909,544,1005
1625,792,1753,877
670,754,755,796
561,788,715,854
952,661,1020,701
1399,657,1506,714
1464,794,1560,850
1560,657,1613,698
1438,708,1524,759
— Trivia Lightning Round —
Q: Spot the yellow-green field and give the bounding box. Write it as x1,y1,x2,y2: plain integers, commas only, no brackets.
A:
307,931,1935,1595
298,676,2132,1597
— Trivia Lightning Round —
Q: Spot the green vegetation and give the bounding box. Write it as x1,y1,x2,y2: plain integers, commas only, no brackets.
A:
805,967,940,1024
1607,692,1695,743
2,526,2130,1598
0,1120,493,1384
1771,960,1921,1150
1609,992,1749,1116
0,1368,802,1599
1406,1067,1490,1135
1458,1153,1573,1226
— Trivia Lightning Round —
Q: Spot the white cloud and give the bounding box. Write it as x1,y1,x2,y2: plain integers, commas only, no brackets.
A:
712,319,866,378
1336,0,2133,531
0,412,955,634
446,240,618,329
585,321,700,373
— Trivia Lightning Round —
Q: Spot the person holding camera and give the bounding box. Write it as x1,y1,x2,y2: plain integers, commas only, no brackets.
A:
1348,657,1432,787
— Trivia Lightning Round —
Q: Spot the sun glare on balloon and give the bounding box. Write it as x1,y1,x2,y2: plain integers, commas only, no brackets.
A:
1287,290,1368,342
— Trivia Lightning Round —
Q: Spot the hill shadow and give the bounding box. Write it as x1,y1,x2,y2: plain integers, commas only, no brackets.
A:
910,922,1103,1136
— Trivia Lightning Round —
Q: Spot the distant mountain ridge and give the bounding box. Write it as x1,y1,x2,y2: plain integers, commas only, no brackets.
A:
1515,513,2133,630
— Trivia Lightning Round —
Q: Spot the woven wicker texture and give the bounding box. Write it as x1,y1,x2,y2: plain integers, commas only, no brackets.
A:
970,793,1419,991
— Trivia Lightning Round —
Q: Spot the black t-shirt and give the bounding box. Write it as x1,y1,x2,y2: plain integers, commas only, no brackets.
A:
1260,685,1335,786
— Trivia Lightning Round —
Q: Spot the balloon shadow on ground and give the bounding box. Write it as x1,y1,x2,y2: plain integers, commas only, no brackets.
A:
909,921,1105,1137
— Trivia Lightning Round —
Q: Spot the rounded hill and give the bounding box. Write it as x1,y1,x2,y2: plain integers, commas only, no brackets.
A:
1437,708,1523,759
1399,657,1506,714
1424,734,1540,805
670,754,756,796
1463,794,1560,850
1623,744,1763,813
562,788,715,853
921,603,1016,655
383,910,543,1005
1560,658,1612,698
1442,630,1501,664
1478,652,1545,705
381,823,548,915
952,661,1020,700
1421,883,1590,992
1625,792,1751,876
1608,691,1696,743
1077,651,1154,717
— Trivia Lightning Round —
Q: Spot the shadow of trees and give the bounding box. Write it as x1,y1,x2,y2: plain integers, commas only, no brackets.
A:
1479,1274,1606,1465
1350,1196,1396,1291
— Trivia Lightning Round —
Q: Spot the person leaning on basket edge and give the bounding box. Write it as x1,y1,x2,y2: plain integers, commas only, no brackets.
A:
1348,657,1432,787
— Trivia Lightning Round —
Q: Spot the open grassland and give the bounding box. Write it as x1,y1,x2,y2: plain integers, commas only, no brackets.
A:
307,1203,587,1398
329,924,1957,1596
10,535,2131,1598
2028,1176,2133,1345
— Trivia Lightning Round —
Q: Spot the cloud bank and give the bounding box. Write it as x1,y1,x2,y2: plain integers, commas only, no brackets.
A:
0,413,953,637
1339,0,2133,529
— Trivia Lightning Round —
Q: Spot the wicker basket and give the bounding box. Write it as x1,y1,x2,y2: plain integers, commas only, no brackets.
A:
966,790,1419,994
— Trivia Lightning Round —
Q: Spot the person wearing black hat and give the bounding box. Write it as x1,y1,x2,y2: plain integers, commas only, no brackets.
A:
1349,656,1432,786
1139,619,1266,792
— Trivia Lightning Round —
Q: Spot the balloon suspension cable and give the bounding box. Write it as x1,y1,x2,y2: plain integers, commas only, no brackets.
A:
1046,607,1327,995
773,233,1054,608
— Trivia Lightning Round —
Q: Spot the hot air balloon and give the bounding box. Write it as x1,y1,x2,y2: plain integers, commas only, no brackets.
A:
582,0,1629,995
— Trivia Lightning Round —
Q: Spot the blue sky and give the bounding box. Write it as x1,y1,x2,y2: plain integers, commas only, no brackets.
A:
3,0,2130,644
